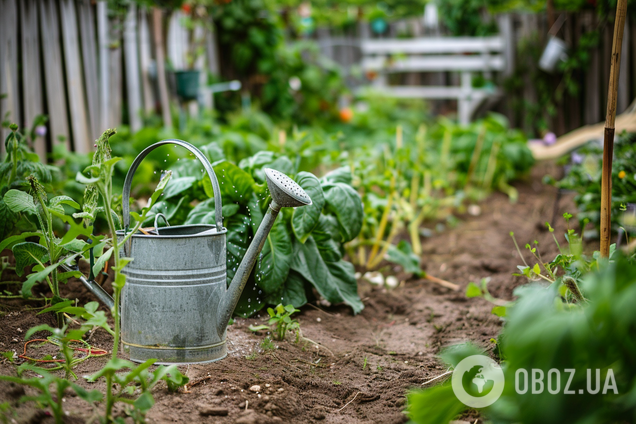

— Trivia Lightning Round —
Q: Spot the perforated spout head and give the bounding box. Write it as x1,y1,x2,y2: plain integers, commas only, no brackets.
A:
264,168,312,208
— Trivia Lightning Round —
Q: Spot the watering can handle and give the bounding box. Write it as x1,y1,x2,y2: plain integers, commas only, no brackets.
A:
122,139,224,230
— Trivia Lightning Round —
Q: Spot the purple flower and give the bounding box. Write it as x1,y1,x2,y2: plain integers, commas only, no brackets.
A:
543,132,557,145
571,152,584,164
34,125,47,137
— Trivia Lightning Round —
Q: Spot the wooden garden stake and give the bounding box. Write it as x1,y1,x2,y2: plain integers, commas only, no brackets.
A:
600,0,628,257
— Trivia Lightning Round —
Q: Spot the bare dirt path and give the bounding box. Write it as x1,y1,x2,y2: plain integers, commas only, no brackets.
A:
0,164,572,424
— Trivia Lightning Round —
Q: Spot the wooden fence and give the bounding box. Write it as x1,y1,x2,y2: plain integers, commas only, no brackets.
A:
0,0,220,160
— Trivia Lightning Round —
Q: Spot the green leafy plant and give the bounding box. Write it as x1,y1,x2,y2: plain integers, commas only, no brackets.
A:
250,303,301,341
0,122,58,241
558,132,636,237
2,177,98,324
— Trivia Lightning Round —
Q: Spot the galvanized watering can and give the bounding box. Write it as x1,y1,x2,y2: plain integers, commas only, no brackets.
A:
99,139,311,364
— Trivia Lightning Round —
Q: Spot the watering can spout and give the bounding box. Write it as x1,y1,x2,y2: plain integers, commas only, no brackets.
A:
217,168,312,336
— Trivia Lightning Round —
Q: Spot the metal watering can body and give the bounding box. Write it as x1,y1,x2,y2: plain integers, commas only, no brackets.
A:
110,140,311,364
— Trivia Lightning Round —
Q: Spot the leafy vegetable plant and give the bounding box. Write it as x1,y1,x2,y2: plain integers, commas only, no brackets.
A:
250,303,301,341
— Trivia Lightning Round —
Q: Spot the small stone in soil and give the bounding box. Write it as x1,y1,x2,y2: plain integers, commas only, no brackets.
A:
249,384,261,392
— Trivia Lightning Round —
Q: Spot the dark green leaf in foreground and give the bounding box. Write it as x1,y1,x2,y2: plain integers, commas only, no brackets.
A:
291,237,363,314
0,196,19,240
322,182,363,242
12,242,48,276
386,240,424,276
255,217,292,294
292,172,325,243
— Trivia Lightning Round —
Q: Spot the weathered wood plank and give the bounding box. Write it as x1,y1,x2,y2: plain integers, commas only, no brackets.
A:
617,18,630,114
584,12,601,125
124,3,143,131
138,8,155,114
361,37,505,54
38,0,70,150
60,0,91,153
0,0,21,150
77,0,100,140
152,7,172,127
20,0,47,161
97,1,109,131
362,55,506,72
167,10,188,69
109,44,122,127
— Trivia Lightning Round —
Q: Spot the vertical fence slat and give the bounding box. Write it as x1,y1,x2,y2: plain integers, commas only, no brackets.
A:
109,45,122,127
20,0,47,161
39,0,70,150
138,8,155,115
60,0,91,153
618,18,630,114
97,1,109,131
1,0,21,149
77,0,100,141
153,8,172,128
124,3,143,131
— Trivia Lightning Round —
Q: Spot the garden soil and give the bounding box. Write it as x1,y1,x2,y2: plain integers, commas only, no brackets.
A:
0,163,573,424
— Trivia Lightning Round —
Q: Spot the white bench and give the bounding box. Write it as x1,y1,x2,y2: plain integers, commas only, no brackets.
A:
361,36,506,124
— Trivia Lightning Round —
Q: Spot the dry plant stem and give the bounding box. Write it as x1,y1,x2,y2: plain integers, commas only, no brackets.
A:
464,124,486,191
367,183,396,268
337,392,360,412
600,0,628,257
424,274,459,291
368,217,401,269
482,137,501,190
421,369,453,385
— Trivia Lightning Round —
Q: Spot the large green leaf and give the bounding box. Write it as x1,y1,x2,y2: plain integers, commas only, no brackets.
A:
162,176,196,200
203,160,255,203
4,189,37,215
291,237,363,313
0,196,19,241
92,247,114,278
12,242,48,277
225,214,251,287
0,232,44,253
322,182,363,242
386,240,424,276
292,172,325,243
22,261,64,298
234,278,267,317
48,209,95,244
246,192,264,233
49,196,80,210
311,215,342,262
255,216,292,294
321,166,353,185
184,198,239,225
266,270,308,308
142,196,187,227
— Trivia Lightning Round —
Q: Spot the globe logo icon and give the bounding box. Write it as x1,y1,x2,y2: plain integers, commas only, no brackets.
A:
452,355,505,408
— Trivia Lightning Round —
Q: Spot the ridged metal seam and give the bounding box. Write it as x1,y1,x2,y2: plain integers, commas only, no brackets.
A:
122,340,226,350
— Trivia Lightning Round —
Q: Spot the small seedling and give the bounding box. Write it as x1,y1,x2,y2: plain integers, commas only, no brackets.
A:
250,304,300,341
260,337,275,351
332,380,342,385
362,356,368,370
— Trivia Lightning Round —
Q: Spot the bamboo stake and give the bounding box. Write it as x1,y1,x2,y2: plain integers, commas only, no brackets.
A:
600,0,628,257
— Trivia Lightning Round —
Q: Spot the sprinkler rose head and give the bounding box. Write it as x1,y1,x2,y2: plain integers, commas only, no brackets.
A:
264,168,312,208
